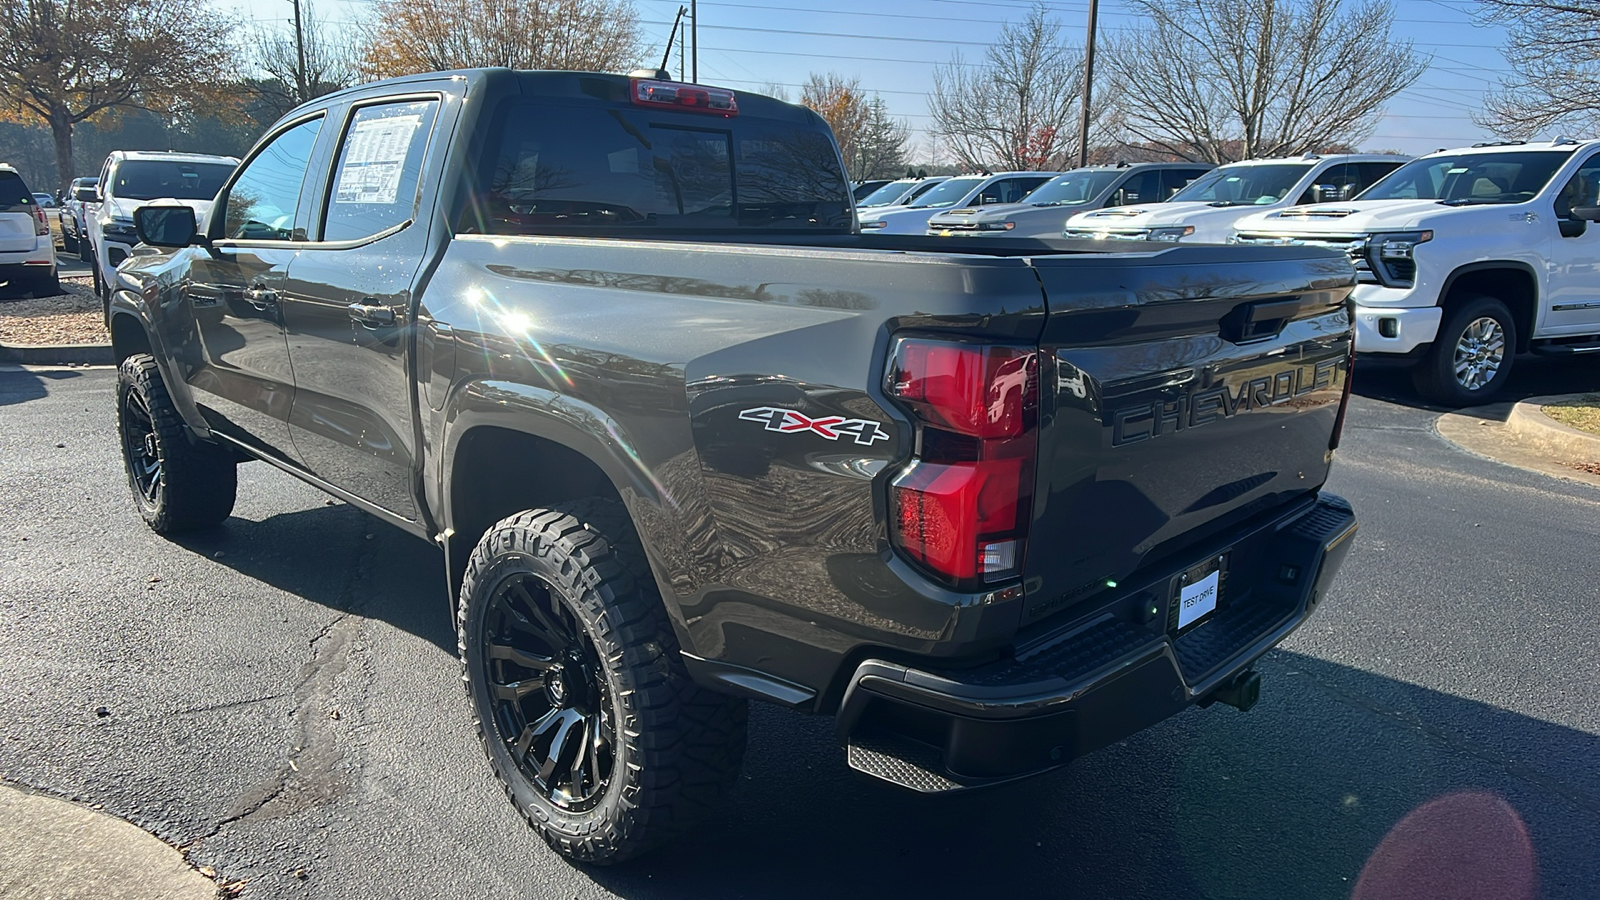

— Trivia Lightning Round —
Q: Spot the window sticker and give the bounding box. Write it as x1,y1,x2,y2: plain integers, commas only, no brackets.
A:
335,114,422,205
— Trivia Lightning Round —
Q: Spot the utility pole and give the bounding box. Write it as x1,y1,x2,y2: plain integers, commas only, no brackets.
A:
289,0,309,103
691,0,698,82
1076,0,1099,168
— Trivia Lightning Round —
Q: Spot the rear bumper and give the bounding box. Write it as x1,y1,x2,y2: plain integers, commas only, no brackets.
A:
836,493,1357,792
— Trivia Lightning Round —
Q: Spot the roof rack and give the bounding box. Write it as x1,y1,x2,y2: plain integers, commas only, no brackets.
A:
1552,136,1581,146
1470,139,1527,148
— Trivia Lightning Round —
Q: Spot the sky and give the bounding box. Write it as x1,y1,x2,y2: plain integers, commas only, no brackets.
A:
225,0,1522,160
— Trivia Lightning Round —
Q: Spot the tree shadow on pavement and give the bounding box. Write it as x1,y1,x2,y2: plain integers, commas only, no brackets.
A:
1356,355,1600,420
0,366,80,407
583,650,1599,900
172,502,455,653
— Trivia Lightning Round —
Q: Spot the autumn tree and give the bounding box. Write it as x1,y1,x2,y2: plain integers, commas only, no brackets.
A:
358,0,643,79
1102,0,1425,163
0,0,235,193
928,4,1102,171
801,74,869,177
1475,0,1600,138
250,0,358,118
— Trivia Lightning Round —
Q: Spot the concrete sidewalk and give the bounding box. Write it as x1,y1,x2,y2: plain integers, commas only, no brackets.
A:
0,783,216,899
1436,393,1600,488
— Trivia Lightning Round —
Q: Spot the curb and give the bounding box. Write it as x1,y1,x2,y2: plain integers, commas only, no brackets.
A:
0,341,113,365
1504,394,1600,464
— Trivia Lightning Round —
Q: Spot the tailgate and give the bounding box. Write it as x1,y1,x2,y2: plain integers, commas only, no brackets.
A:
0,211,36,253
1022,245,1354,623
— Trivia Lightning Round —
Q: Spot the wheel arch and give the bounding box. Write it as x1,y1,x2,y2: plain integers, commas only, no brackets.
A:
437,383,679,613
108,308,152,363
1438,261,1538,351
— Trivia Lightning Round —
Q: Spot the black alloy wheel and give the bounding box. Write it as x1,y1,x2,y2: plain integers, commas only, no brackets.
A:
121,386,163,508
115,354,237,533
481,572,615,811
459,500,747,864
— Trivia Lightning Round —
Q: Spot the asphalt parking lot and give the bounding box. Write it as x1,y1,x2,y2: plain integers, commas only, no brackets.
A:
2,359,1598,899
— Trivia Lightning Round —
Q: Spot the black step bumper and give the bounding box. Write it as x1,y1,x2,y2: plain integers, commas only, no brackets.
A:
836,493,1357,792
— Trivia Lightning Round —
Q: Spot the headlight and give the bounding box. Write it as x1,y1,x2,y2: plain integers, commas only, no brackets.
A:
1377,230,1432,259
975,221,1015,232
1146,226,1195,242
102,218,137,239
860,220,888,230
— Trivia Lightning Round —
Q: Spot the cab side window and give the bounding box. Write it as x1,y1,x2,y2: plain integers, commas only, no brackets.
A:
1112,171,1163,206
1353,162,1403,197
323,99,441,243
1161,168,1207,199
981,176,1049,205
221,117,323,241
1555,154,1600,219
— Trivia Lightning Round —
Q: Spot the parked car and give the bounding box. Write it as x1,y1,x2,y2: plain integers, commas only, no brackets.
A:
108,69,1357,865
31,192,55,209
1231,139,1600,405
87,151,236,310
852,179,893,201
926,162,1214,238
1063,154,1408,244
0,165,60,297
859,171,1057,234
59,176,98,257
855,175,949,210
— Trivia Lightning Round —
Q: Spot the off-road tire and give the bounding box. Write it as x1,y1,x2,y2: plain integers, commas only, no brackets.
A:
116,354,237,533
458,499,747,864
1412,295,1516,408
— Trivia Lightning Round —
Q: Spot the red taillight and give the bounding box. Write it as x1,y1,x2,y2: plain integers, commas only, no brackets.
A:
32,204,47,236
631,79,738,116
886,338,1037,585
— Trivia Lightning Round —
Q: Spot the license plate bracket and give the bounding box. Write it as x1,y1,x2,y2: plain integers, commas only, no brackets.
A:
1170,552,1228,635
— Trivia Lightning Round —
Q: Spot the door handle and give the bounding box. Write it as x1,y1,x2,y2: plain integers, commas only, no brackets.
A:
348,301,397,328
244,285,277,310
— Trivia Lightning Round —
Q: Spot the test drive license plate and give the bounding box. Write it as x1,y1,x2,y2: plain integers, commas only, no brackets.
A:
1174,553,1227,632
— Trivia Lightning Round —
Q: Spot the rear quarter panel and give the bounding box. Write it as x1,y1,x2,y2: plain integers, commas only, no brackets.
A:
430,234,1047,697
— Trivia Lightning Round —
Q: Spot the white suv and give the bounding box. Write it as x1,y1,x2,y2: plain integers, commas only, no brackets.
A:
0,164,59,297
1230,140,1600,406
1062,154,1408,244
88,151,236,303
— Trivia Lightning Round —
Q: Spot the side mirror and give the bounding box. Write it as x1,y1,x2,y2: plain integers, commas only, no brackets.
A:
1312,184,1341,203
74,186,96,202
1571,205,1600,222
134,204,200,248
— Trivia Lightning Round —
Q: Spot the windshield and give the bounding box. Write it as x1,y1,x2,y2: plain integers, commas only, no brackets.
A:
1359,150,1574,205
113,160,234,202
908,176,984,209
1027,171,1123,207
1170,163,1314,206
858,181,918,208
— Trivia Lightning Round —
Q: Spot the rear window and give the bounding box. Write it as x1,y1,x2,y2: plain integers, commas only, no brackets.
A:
459,101,851,234
0,172,33,210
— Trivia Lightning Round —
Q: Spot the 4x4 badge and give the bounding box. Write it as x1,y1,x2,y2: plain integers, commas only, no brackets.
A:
738,407,890,446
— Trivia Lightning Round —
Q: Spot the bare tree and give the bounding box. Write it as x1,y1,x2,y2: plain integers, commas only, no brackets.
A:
0,0,235,193
928,4,1102,171
358,0,643,79
250,0,358,116
1102,0,1426,163
1475,1,1600,138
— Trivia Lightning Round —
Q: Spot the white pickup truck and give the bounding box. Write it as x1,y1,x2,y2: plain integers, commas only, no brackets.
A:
1062,154,1407,244
1230,140,1600,406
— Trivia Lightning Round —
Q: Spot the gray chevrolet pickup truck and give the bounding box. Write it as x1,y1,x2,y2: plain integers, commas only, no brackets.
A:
108,68,1358,863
